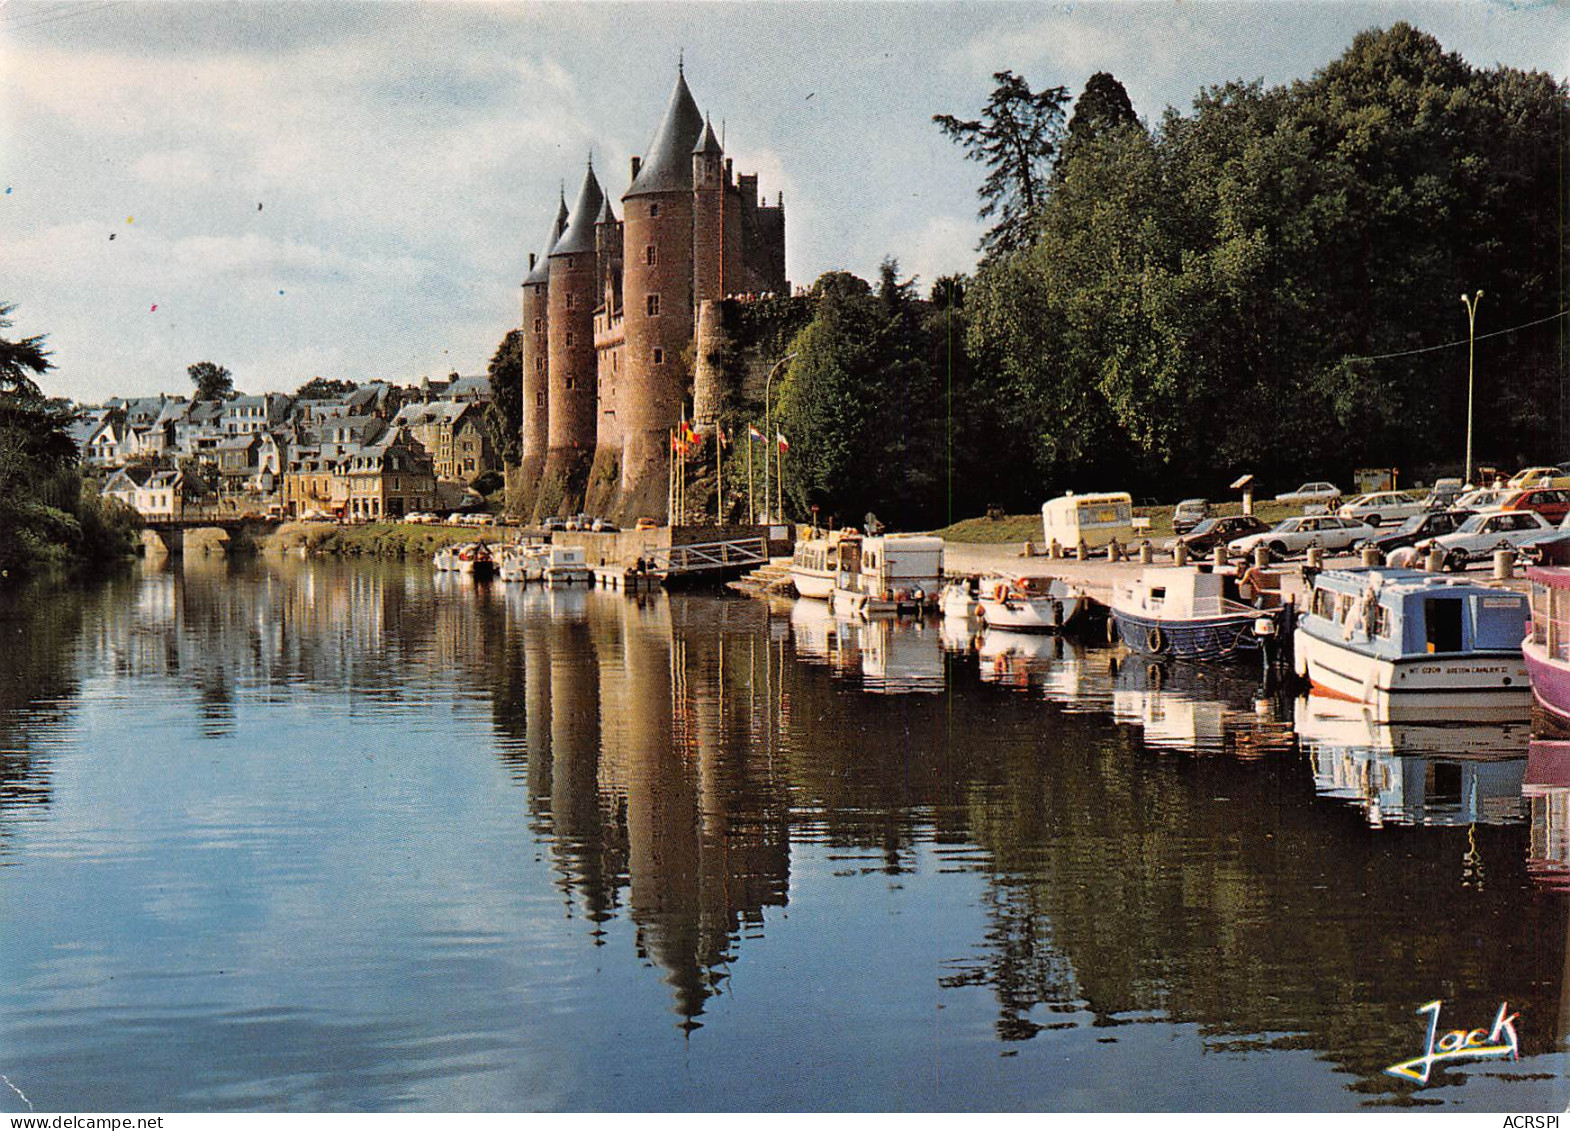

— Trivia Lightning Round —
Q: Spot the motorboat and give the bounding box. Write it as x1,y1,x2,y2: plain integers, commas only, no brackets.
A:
790,531,852,600
976,574,1085,633
939,576,982,621
452,542,496,578
1524,566,1570,726
1109,565,1281,662
498,541,547,583
1294,567,1529,721
542,545,592,586
830,534,943,615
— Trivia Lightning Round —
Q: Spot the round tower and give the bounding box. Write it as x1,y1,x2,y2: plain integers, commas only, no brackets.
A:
620,67,705,522
542,161,605,514
520,192,568,495
692,115,725,310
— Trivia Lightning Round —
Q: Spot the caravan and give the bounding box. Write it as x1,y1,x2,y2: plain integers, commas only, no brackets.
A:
1040,492,1134,552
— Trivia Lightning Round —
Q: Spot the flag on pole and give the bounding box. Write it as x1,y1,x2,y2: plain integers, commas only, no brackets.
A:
748,424,766,443
776,432,790,452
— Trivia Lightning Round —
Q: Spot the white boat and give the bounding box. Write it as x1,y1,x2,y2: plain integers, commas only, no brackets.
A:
498,542,545,583
542,544,592,585
1293,566,1530,721
1110,566,1280,663
790,532,851,600
939,576,982,620
433,546,458,571
830,534,943,615
976,575,1085,633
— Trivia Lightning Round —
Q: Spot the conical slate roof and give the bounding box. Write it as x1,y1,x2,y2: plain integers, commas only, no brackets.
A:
551,163,604,257
693,115,722,156
523,193,570,284
597,194,617,225
625,69,704,198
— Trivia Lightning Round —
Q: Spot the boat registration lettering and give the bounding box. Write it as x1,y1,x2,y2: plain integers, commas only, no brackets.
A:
1483,597,1523,608
1415,664,1509,675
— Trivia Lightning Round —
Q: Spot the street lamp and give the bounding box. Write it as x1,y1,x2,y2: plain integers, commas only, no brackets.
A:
762,350,798,523
1461,290,1484,487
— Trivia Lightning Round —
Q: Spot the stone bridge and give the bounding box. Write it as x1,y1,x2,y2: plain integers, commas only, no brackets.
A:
139,516,282,557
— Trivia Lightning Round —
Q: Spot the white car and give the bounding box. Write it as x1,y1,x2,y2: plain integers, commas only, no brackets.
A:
1421,508,1554,570
1274,481,1342,505
1336,490,1426,527
1454,487,1514,513
1228,515,1375,559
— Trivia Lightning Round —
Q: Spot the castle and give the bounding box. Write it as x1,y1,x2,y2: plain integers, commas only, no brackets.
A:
518,65,788,522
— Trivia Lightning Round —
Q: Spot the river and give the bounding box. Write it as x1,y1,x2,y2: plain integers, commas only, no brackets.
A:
0,556,1565,1111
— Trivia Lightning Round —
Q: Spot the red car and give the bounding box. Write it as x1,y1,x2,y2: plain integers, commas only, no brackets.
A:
1503,487,1570,525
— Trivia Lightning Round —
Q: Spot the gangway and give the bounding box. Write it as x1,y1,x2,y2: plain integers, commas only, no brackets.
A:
645,536,768,581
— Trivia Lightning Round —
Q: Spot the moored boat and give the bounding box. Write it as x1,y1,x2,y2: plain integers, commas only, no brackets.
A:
791,531,853,600
1109,565,1280,662
1523,566,1570,725
453,542,496,578
1295,567,1529,721
939,576,982,620
830,534,943,615
977,574,1085,633
542,544,592,586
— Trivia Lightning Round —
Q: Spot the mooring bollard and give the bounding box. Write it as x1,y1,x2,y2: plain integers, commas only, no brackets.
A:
1494,549,1515,580
1076,539,1088,561
1427,547,1445,573
1139,542,1153,564
1253,545,1270,570
1305,546,1323,570
1174,542,1189,566
1049,540,1061,560
1212,546,1227,569
1109,540,1123,562
1361,546,1382,568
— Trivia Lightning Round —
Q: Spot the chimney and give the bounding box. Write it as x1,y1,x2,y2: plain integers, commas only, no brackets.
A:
528,253,536,270
630,155,642,181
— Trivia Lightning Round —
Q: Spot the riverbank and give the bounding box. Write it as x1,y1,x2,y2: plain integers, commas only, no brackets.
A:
932,500,1301,544
261,521,506,559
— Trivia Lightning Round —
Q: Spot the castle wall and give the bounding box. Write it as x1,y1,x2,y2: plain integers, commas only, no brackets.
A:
542,248,599,512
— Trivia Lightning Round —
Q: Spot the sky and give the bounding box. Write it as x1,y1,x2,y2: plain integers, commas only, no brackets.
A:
1,1,1566,403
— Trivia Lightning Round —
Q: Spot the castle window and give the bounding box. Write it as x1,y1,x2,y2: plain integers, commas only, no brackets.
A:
536,392,544,406
534,317,543,333
566,377,575,390
645,245,657,266
653,348,664,365
612,354,618,372
650,203,660,218
647,294,661,317
565,293,575,310
566,331,575,347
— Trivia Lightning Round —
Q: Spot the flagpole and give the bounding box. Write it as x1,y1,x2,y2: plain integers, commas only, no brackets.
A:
748,435,754,526
667,428,674,525
777,436,784,523
761,428,770,524
716,428,723,526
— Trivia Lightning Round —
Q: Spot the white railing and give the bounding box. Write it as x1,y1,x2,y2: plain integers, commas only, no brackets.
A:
646,536,768,574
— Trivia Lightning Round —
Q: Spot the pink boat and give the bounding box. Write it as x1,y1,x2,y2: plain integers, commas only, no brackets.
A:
1524,567,1570,724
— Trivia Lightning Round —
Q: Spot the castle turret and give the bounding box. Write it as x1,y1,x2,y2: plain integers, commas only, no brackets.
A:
542,161,605,515
620,67,705,521
692,116,726,310
593,194,626,459
520,192,568,505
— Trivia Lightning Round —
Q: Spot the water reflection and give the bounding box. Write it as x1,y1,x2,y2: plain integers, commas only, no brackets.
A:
1295,695,1529,827
0,562,1564,1111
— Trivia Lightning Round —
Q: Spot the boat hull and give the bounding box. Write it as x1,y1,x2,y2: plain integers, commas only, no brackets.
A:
791,568,834,600
979,595,1083,633
1297,629,1530,722
1111,608,1265,663
1525,638,1570,726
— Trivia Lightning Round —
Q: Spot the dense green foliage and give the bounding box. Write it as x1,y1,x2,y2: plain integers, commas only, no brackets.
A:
952,23,1569,508
485,329,522,466
0,304,139,578
293,376,358,400
187,361,234,400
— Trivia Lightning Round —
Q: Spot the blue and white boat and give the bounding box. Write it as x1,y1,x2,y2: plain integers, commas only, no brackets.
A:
1293,567,1530,722
1109,566,1281,662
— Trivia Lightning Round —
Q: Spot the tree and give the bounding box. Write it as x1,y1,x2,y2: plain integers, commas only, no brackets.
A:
485,329,522,466
188,361,234,400
293,376,358,401
934,70,1071,258
1057,72,1140,175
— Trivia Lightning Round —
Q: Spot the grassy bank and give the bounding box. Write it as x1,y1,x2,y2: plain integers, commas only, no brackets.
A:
932,500,1302,544
262,521,508,559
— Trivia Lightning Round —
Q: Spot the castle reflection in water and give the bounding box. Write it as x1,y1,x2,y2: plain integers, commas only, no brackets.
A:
2,556,1568,1106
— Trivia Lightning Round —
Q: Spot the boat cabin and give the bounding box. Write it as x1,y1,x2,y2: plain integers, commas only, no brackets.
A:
1115,566,1260,621
834,534,943,602
1302,567,1527,659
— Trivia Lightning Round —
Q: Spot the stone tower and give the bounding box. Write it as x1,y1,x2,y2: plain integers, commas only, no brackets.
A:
619,67,705,520
691,116,725,310
541,161,604,515
520,191,568,506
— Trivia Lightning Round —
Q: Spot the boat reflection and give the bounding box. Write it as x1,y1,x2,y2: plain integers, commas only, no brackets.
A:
1110,657,1294,756
785,599,943,694
1294,693,1528,827
1524,739,1570,890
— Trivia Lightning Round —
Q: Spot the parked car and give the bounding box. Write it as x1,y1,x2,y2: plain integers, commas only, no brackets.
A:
1227,515,1375,559
1164,514,1268,555
634,517,658,531
542,516,568,531
591,518,619,532
1419,508,1554,570
1507,466,1566,489
1336,490,1426,527
1274,482,1342,505
1357,510,1470,554
1171,498,1209,536
1502,487,1570,525
1422,478,1466,510
1516,513,1570,563
1453,486,1515,513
